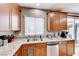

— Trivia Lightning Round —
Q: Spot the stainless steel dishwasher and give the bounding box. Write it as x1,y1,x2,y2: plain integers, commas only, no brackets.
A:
47,42,59,56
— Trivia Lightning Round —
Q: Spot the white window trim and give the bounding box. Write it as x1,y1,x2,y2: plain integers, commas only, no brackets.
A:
24,16,45,36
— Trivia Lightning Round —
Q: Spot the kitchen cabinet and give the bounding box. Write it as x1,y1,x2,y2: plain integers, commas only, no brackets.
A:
67,40,75,56
59,13,67,30
48,12,67,31
22,44,36,56
48,12,60,31
13,40,74,56
11,4,21,31
0,4,20,31
59,40,75,56
22,43,47,56
59,41,67,56
35,43,47,56
14,46,22,56
0,4,10,31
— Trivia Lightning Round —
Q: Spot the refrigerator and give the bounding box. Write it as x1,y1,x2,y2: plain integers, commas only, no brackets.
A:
67,16,75,39
75,18,79,45
67,16,79,46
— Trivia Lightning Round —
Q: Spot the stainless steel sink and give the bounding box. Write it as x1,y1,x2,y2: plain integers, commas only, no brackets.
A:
27,38,42,42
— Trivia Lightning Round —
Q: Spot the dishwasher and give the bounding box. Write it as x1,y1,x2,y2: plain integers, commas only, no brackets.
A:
47,42,59,56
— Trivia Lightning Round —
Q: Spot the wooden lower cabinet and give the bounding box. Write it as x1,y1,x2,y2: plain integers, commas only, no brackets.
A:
21,43,46,56
59,41,67,56
35,43,47,56
13,40,74,56
67,40,75,56
59,40,75,56
22,44,36,56
13,46,22,56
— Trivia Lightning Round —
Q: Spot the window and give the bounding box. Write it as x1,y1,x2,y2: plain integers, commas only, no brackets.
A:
25,16,44,35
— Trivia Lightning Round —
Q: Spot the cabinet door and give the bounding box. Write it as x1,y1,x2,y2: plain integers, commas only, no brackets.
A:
67,40,75,56
11,4,20,31
59,13,67,30
59,41,67,56
48,12,60,31
0,4,10,31
35,43,47,56
22,44,36,56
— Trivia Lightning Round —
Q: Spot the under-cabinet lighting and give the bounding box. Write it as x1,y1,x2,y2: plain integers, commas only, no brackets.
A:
50,13,54,17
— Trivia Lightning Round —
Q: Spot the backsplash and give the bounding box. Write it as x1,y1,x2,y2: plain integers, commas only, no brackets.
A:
46,31,61,37
0,32,13,36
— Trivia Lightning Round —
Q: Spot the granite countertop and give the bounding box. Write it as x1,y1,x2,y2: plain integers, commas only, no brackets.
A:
0,37,74,56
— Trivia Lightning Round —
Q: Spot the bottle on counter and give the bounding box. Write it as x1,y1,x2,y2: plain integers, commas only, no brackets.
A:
8,34,14,43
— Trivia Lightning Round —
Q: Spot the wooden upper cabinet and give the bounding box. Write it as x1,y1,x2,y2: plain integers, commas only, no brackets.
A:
0,4,10,31
0,4,20,31
11,4,20,31
59,13,67,30
47,12,67,31
48,12,60,31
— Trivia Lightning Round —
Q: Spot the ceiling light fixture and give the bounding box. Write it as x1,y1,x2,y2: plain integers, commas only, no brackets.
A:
36,3,40,7
50,13,54,17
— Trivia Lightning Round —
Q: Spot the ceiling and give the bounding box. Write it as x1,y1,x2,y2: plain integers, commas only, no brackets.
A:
18,3,79,13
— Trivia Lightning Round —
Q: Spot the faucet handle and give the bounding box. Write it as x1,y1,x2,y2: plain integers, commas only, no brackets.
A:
40,35,43,41
27,39,29,42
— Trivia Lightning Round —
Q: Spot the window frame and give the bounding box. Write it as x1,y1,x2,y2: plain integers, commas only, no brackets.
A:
24,16,45,36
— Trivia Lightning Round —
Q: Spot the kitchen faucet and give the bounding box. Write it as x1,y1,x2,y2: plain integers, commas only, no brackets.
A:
40,35,43,41
27,35,30,42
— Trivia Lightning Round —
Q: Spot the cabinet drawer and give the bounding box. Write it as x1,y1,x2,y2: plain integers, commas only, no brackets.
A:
36,43,46,47
59,41,67,44
22,44,36,49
